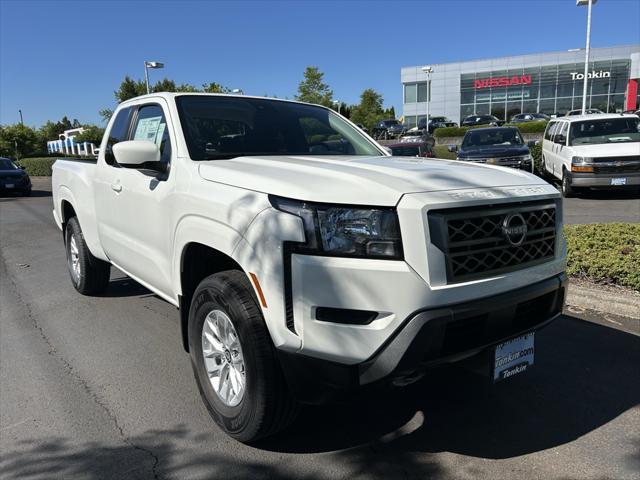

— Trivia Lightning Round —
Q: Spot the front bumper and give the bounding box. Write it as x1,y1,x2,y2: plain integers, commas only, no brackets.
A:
571,172,640,188
0,179,31,193
278,273,566,404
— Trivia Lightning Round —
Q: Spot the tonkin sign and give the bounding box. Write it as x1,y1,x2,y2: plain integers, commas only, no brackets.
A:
569,70,611,80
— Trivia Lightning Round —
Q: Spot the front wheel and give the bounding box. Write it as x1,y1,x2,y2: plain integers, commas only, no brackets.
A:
65,217,111,294
561,169,575,198
188,270,297,442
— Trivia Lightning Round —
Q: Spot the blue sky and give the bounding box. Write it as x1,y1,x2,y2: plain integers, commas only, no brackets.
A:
1,0,639,127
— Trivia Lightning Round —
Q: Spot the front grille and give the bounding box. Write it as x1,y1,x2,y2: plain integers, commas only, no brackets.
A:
428,201,558,283
592,155,640,163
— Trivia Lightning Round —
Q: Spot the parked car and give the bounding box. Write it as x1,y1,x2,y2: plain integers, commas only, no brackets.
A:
0,157,31,196
388,140,435,158
372,119,405,139
450,127,534,172
417,116,457,133
511,113,550,123
461,114,504,127
398,130,435,147
565,108,604,116
541,113,640,197
52,92,566,442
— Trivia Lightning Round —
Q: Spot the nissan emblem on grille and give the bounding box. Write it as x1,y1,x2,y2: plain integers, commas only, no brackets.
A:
502,213,528,246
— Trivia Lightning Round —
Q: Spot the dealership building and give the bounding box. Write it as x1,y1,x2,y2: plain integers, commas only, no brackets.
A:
401,44,640,127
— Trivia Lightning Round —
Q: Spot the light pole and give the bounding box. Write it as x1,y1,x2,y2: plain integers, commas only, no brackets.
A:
333,100,341,115
421,66,433,131
144,61,164,94
231,88,244,95
18,109,23,125
577,0,597,114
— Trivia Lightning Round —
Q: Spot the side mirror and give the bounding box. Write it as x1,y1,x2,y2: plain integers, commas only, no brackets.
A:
555,135,566,145
447,144,458,153
113,140,161,167
527,140,539,147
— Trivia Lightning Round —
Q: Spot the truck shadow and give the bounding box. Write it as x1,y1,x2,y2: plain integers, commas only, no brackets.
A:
260,314,640,459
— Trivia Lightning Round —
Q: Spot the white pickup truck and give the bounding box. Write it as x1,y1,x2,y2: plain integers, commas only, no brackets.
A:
52,93,566,442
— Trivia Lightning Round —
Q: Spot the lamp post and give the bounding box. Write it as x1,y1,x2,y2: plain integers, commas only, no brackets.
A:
421,66,433,131
332,100,341,115
577,0,597,114
231,88,244,95
18,109,23,125
144,61,164,94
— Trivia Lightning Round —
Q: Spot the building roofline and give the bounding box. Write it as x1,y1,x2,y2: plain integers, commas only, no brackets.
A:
402,43,640,71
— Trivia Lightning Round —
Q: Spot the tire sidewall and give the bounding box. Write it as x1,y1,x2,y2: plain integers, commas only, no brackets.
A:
562,170,573,197
65,218,83,289
189,277,265,439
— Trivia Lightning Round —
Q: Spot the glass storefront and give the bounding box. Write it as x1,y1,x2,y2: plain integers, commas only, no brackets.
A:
458,59,630,121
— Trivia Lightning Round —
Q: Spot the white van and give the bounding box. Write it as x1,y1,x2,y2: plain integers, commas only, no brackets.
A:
541,114,640,197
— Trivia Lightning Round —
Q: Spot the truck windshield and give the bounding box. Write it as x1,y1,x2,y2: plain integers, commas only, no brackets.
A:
569,117,640,145
462,128,523,148
175,95,383,160
0,158,19,170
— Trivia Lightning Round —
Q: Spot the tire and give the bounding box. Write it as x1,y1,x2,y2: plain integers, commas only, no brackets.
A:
65,217,111,295
188,270,298,442
561,169,575,198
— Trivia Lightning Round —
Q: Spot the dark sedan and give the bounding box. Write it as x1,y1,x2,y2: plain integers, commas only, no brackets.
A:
451,127,534,172
461,114,504,127
511,113,550,123
0,157,31,196
388,141,435,158
417,116,457,134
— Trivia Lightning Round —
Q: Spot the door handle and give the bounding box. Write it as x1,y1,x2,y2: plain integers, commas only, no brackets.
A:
111,183,122,193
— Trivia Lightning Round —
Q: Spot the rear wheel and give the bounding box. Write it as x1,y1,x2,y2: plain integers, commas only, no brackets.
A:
65,217,111,294
189,270,297,442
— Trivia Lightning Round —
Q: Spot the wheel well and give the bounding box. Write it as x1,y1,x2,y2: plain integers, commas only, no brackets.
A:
61,201,76,230
179,243,244,351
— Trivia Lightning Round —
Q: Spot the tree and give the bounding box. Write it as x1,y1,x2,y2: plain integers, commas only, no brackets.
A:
0,124,41,159
202,82,230,93
114,76,146,102
295,67,333,107
350,88,388,130
74,125,106,144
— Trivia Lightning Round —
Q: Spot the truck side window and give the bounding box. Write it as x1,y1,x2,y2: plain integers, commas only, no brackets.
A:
132,105,172,164
555,122,568,144
105,107,132,166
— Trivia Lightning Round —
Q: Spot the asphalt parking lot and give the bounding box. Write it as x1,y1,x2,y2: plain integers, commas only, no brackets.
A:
1,178,639,480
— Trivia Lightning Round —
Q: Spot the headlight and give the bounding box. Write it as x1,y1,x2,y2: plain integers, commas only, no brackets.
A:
572,156,593,164
270,196,402,259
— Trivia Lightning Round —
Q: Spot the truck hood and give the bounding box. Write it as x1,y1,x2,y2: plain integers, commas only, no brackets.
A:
458,144,530,159
198,155,547,205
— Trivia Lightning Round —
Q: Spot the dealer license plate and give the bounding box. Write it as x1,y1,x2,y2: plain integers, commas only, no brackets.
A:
611,178,627,186
493,332,534,382
5,184,14,189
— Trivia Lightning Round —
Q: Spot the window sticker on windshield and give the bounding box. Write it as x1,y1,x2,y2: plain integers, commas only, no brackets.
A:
134,116,162,143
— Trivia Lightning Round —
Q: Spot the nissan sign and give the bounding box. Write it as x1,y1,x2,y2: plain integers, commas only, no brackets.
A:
474,75,533,89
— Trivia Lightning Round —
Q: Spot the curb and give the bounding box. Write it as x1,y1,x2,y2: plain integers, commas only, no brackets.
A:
566,279,640,320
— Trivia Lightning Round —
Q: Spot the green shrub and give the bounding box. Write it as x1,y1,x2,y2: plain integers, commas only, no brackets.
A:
565,223,640,290
530,143,542,173
17,157,58,176
434,121,548,138
433,145,456,160
506,120,548,133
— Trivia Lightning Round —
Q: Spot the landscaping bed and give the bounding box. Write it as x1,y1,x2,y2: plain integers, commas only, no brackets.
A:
565,223,640,291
